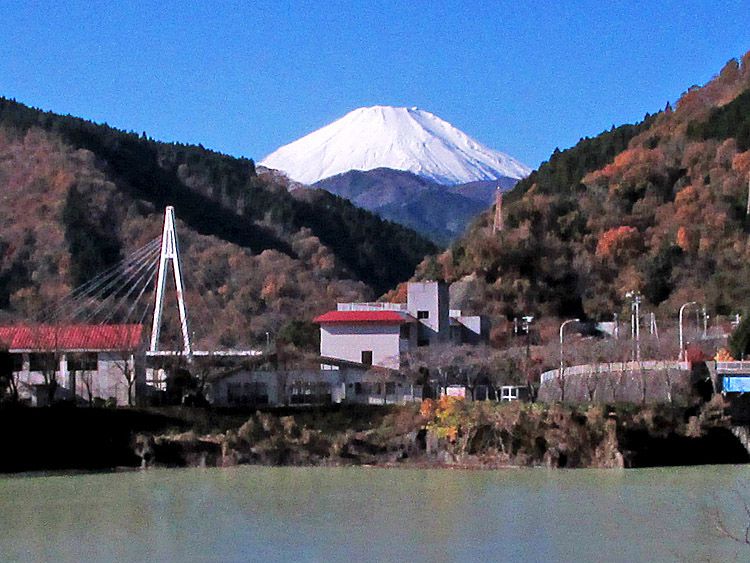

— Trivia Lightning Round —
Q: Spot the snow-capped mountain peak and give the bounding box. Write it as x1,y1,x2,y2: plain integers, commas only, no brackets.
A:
259,105,531,185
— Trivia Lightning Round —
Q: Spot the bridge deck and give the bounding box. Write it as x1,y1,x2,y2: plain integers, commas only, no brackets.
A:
146,350,263,357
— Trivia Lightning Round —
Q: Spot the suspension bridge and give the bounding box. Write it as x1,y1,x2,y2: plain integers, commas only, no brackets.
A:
36,206,263,362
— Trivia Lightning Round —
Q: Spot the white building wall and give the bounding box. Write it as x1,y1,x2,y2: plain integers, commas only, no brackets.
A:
407,281,450,344
320,324,402,369
207,368,420,407
13,351,143,406
76,352,138,406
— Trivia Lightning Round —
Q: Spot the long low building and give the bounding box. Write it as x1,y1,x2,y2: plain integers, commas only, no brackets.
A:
0,324,146,406
206,357,421,407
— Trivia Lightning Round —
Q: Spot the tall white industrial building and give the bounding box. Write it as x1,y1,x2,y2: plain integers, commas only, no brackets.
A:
314,281,487,370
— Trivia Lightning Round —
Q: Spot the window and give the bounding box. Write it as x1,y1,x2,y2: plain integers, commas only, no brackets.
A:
361,350,373,366
501,386,520,402
417,338,429,347
417,310,429,319
399,325,410,339
67,353,98,372
290,381,331,405
29,353,56,372
0,352,22,374
11,354,23,372
386,382,396,395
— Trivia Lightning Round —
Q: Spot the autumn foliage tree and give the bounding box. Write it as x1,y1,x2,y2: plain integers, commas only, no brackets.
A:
416,49,750,326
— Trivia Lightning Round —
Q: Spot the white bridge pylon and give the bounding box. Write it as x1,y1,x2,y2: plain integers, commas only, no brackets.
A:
149,206,192,355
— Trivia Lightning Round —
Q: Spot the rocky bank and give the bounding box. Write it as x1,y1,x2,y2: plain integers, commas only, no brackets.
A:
133,396,750,470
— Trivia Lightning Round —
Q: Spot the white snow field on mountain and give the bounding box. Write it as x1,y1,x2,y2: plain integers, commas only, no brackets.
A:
260,105,531,185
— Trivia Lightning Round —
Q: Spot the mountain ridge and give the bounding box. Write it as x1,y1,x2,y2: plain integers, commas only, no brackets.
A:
260,105,530,185
311,167,515,245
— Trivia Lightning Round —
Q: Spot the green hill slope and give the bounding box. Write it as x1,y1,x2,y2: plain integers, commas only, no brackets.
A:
0,98,436,346
417,51,750,335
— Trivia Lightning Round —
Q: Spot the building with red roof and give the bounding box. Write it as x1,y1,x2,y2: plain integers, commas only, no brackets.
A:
0,324,144,351
0,324,147,407
313,308,417,370
313,282,487,370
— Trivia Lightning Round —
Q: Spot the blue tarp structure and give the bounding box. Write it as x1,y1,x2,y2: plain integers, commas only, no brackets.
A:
723,376,750,393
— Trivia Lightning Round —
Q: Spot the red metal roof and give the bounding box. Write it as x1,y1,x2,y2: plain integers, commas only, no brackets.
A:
0,324,145,351
313,310,413,324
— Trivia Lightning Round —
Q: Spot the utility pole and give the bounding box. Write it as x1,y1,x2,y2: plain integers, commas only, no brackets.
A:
650,312,659,340
695,308,701,341
613,313,619,339
626,291,642,362
746,175,750,217
678,301,697,361
522,315,533,359
559,318,580,377
702,306,708,339
635,297,641,362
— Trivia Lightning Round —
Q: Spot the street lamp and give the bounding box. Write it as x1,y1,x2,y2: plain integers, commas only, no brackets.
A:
678,301,697,361
625,291,642,362
559,318,580,376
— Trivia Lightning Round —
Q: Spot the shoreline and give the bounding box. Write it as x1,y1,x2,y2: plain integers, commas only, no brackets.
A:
131,397,750,471
2,398,749,474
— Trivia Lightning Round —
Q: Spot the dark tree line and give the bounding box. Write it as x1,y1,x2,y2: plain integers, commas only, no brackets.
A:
0,96,435,295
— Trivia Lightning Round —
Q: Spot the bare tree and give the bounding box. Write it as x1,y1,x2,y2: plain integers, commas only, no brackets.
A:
109,334,144,407
582,365,601,402
276,368,292,406
190,352,219,404
29,326,63,406
486,347,525,400
114,352,137,406
662,366,676,405
0,350,20,403
402,345,456,397
79,369,95,406
713,489,750,547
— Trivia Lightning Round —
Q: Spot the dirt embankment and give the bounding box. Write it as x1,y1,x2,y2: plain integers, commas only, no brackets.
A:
133,397,750,470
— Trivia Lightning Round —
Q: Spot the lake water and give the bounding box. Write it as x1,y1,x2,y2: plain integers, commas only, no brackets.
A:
1,465,750,562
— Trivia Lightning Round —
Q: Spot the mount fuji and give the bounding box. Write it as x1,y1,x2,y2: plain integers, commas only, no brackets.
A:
260,105,530,185
259,106,531,244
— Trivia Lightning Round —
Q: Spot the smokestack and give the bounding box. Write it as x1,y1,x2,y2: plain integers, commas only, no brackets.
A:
493,187,503,233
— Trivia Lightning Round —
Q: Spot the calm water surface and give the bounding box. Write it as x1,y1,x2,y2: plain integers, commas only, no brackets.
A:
1,464,750,562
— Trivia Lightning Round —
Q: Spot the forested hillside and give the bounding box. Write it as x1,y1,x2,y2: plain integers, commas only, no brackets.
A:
418,51,750,337
0,98,436,347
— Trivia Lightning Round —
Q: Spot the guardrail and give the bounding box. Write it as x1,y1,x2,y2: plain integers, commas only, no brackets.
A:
336,302,407,311
540,360,691,384
716,361,750,373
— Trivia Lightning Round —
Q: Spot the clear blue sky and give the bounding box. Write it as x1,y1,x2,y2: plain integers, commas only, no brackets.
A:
1,1,749,169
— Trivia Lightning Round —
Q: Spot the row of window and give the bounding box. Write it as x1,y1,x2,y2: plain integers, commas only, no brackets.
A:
2,352,98,372
348,382,401,395
226,382,269,406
